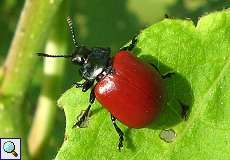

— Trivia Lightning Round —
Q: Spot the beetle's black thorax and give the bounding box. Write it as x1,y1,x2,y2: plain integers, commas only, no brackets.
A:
77,47,112,81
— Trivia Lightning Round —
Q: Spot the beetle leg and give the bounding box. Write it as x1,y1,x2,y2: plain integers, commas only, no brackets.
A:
73,82,84,88
111,115,124,151
80,80,94,92
82,80,94,92
72,87,96,128
89,87,96,103
164,14,174,19
120,34,138,51
165,14,170,18
72,104,91,128
161,72,175,79
149,63,175,79
178,100,190,121
73,80,94,92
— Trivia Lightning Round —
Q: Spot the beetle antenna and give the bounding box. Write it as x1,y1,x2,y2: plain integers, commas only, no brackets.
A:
37,53,73,58
67,16,80,48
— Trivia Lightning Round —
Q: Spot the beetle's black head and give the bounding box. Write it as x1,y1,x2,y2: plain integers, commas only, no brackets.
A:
70,46,111,80
37,17,112,81
70,46,91,65
37,45,111,81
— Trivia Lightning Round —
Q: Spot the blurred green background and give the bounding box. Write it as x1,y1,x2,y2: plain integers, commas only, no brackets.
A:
0,0,229,159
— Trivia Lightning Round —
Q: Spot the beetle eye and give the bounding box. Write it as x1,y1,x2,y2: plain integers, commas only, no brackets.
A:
71,55,84,65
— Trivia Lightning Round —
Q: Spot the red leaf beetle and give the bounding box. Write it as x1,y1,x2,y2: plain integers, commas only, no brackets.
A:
37,17,174,150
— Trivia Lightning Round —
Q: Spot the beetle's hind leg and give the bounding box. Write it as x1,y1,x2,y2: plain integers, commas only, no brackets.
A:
178,100,190,121
111,115,124,151
120,33,138,51
72,87,96,128
149,63,175,79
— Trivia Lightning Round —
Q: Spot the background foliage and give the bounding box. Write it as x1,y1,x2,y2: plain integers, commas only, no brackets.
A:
0,0,229,159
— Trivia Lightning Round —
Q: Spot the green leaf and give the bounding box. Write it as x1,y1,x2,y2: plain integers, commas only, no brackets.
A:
55,10,230,160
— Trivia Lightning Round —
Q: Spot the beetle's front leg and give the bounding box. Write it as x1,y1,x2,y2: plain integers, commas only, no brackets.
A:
82,80,94,92
72,87,96,128
73,82,84,88
73,80,94,92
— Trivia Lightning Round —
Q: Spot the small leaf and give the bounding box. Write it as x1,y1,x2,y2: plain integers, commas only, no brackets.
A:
55,10,230,160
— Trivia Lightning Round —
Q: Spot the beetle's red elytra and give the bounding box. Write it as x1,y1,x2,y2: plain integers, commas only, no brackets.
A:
95,51,164,128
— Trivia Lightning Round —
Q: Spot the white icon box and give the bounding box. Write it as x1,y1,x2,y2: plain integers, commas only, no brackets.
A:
0,138,21,160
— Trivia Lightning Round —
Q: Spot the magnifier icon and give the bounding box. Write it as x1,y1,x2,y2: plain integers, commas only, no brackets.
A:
3,141,18,157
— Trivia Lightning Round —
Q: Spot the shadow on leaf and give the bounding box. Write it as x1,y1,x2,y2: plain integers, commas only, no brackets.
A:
138,54,194,129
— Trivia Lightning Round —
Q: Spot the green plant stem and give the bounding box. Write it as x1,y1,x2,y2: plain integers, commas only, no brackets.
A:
0,0,63,159
28,5,68,158
0,66,3,84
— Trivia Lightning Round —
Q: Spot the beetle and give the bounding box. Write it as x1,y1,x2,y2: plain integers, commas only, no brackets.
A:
37,17,173,150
